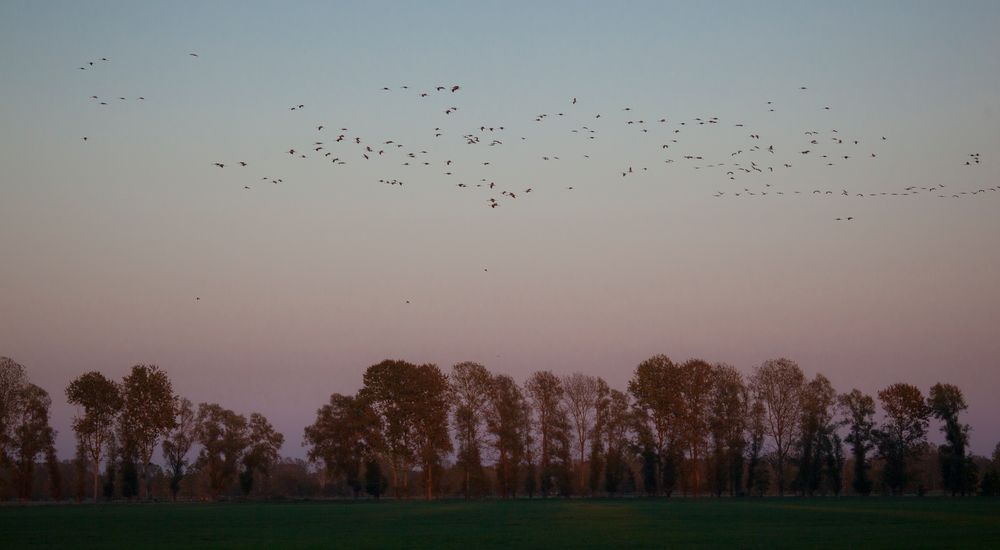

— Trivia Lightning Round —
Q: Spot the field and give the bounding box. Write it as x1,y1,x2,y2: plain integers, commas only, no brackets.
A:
2,498,999,548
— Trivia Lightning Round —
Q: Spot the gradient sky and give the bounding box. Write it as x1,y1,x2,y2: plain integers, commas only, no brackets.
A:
1,1,999,459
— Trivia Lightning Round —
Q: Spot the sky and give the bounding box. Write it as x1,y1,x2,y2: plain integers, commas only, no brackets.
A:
1,1,999,459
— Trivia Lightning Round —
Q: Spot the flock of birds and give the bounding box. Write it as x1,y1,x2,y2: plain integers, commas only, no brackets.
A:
76,54,994,224
68,52,996,305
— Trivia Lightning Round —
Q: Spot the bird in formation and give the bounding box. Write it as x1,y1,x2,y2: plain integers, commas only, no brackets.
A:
73,61,992,215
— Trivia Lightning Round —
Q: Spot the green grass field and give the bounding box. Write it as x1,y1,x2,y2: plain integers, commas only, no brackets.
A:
2,498,999,548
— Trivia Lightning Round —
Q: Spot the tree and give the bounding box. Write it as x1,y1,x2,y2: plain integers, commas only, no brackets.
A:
628,355,680,495
874,383,929,495
9,383,56,500
522,400,537,498
980,443,1000,496
66,371,122,501
103,433,119,500
562,373,602,493
823,431,845,496
119,440,139,499
195,403,249,498
240,412,284,496
526,371,571,497
927,383,975,495
73,437,88,502
600,388,632,496
745,399,767,496
750,358,804,495
707,364,747,497
162,397,196,501
450,362,492,498
45,443,62,501
675,359,715,495
360,359,417,498
588,379,611,494
359,360,452,499
303,393,382,497
119,365,176,500
410,364,452,499
485,374,530,498
0,357,28,473
365,459,388,499
750,457,772,497
795,373,838,495
839,389,876,496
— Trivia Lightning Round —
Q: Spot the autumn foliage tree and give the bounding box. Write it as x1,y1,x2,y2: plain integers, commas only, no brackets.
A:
981,443,1000,496
599,388,633,495
5,352,998,502
66,371,122,501
240,413,284,496
0,360,59,501
707,364,747,497
675,359,715,495
9,382,56,500
361,360,419,497
526,371,572,497
628,355,680,496
745,398,768,496
750,358,805,496
360,360,452,499
119,364,176,500
928,383,975,495
795,374,839,496
411,364,453,499
450,362,491,498
162,397,196,501
562,373,602,493
874,383,930,495
303,393,382,497
195,403,249,499
0,357,29,475
840,389,876,496
485,373,530,498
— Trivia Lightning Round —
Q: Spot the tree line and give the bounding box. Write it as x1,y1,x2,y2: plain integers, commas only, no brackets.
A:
2,355,1000,501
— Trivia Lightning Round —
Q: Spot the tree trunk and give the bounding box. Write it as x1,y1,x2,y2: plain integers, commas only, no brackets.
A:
425,463,433,500
500,451,509,498
777,453,785,496
692,447,700,496
390,459,399,498
139,448,150,500
401,460,410,498
93,461,100,502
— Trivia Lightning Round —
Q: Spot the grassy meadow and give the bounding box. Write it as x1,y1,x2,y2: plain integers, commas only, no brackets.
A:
2,498,999,549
